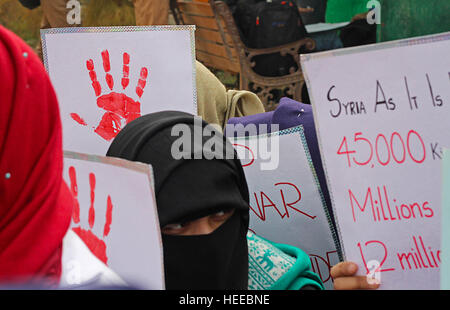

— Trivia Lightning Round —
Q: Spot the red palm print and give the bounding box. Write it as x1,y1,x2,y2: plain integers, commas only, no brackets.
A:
69,166,113,265
70,50,149,141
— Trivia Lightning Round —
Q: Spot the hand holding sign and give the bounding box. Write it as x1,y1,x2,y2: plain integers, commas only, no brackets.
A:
331,261,380,290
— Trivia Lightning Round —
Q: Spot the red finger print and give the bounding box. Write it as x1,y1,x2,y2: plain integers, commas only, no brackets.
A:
122,52,130,90
87,59,102,96
136,67,148,98
68,166,81,224
88,173,96,229
70,113,87,126
101,50,114,91
101,50,111,72
103,195,113,238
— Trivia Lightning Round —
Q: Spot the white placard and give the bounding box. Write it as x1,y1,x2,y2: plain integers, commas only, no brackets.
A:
441,148,450,290
63,151,164,290
301,32,450,289
230,126,341,289
42,26,196,156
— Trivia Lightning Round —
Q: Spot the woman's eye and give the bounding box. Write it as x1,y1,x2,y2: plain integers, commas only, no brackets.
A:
212,209,233,220
163,223,183,231
215,211,226,217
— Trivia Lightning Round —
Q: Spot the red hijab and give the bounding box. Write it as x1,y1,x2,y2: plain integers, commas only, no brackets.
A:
0,26,73,285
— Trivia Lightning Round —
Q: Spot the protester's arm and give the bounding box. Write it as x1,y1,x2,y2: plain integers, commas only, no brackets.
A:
331,262,380,290
351,12,369,22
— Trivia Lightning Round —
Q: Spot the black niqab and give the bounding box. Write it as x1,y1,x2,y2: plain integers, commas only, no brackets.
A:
106,111,249,290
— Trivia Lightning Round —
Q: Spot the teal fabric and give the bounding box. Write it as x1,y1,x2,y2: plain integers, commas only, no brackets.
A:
247,232,325,290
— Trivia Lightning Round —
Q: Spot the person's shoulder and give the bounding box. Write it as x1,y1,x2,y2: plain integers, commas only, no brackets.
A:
247,231,298,258
247,231,297,290
246,232,324,290
59,230,129,289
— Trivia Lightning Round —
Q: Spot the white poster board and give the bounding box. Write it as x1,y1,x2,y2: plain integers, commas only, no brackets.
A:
230,126,341,289
42,26,197,156
63,152,164,290
301,32,450,289
441,148,450,290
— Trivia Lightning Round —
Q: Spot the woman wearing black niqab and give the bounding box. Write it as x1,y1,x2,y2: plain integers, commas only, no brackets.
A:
107,111,249,290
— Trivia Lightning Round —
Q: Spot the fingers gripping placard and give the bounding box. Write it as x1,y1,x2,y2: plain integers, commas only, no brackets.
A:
301,32,450,289
63,152,164,290
42,26,196,156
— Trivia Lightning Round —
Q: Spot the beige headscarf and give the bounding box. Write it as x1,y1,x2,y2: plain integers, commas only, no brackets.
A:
196,61,265,131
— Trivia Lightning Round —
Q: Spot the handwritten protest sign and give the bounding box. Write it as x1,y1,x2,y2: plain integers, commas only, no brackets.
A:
42,26,196,156
230,126,341,289
301,32,450,289
441,148,450,289
63,152,164,289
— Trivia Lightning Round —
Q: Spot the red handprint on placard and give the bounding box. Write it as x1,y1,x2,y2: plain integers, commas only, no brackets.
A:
68,166,113,265
70,50,149,141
